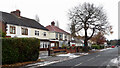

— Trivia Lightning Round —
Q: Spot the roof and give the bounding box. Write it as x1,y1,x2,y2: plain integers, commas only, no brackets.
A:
46,25,70,35
1,11,48,31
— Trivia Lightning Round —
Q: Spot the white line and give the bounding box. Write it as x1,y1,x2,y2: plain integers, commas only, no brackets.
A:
75,62,83,66
96,55,100,57
87,57,95,61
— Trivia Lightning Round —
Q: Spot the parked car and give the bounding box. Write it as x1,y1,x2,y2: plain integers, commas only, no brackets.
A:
111,46,115,48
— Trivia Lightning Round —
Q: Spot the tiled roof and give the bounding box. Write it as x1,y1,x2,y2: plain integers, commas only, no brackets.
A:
1,11,48,31
46,25,70,34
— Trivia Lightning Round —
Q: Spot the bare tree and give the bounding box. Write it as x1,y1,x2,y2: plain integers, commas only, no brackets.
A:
68,3,112,52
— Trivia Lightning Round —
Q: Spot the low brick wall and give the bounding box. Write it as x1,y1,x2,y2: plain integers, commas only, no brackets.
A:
52,46,83,53
66,47,77,53
49,46,83,56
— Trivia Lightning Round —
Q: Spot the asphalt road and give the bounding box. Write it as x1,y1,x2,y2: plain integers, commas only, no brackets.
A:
41,47,119,68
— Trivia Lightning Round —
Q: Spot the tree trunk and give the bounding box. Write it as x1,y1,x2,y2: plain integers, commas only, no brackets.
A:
83,29,89,52
83,39,89,52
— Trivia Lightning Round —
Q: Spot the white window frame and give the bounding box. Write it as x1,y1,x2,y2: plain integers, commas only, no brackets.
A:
43,32,46,36
56,33,58,39
35,30,39,36
59,33,63,40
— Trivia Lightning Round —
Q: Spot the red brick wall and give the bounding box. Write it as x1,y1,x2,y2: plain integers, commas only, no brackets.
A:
66,47,77,53
40,48,48,51
0,22,6,32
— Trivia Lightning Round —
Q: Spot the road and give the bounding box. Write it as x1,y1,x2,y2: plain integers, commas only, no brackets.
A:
40,47,119,68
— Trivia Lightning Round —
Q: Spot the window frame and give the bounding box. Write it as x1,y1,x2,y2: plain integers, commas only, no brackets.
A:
65,35,67,40
59,33,63,40
21,28,28,35
43,32,46,36
10,26,16,34
35,30,39,36
56,33,58,39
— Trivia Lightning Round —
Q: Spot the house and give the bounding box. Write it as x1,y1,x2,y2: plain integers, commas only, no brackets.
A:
46,21,71,48
0,10,50,51
69,36,84,47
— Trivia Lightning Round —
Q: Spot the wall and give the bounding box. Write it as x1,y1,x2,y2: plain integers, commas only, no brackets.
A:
49,32,56,39
0,22,6,32
49,32,70,41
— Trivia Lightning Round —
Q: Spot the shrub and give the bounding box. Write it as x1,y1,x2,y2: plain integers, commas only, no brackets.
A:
61,44,67,48
0,30,6,37
100,46,104,49
91,45,100,49
67,46,70,49
2,38,40,64
72,46,76,49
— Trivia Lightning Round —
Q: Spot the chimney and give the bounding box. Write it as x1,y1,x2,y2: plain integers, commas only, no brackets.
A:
11,9,21,17
51,21,55,26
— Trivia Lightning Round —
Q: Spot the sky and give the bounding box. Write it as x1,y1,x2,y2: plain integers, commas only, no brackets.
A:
0,0,119,40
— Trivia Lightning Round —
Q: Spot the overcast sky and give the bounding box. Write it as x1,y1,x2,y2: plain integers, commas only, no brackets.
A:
0,0,119,40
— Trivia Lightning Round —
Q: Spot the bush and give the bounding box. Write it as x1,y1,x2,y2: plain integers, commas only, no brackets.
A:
91,45,100,49
2,38,40,64
67,46,70,49
100,46,104,49
0,30,6,37
61,44,67,48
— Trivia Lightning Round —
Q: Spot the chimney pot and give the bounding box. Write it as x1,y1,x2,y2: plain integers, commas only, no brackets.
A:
51,21,55,26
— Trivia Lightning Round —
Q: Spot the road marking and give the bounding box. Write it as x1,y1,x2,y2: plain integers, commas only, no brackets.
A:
75,62,83,66
87,57,95,61
96,55,100,57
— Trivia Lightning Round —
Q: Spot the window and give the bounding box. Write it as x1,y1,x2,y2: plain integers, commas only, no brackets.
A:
43,43,44,48
35,30,39,36
59,33,63,40
22,28,28,35
56,33,58,39
43,32,46,36
45,44,47,48
40,44,43,48
40,42,49,48
65,35,67,40
10,26,16,34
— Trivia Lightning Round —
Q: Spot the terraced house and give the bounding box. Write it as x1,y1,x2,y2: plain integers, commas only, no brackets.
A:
0,10,50,49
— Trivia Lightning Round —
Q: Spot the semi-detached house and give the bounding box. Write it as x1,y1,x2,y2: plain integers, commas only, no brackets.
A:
0,10,50,49
0,10,72,57
46,21,71,48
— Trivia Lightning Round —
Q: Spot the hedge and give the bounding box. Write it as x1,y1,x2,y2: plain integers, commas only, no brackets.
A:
91,45,104,49
2,38,40,64
91,45,100,49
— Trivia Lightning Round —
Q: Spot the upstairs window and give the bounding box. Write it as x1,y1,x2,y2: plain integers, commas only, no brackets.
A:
56,33,58,39
43,32,46,36
35,30,39,36
22,28,28,35
10,26,16,34
59,33,63,40
65,35,67,40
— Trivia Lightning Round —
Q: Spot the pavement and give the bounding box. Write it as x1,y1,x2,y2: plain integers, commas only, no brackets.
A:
21,47,117,68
